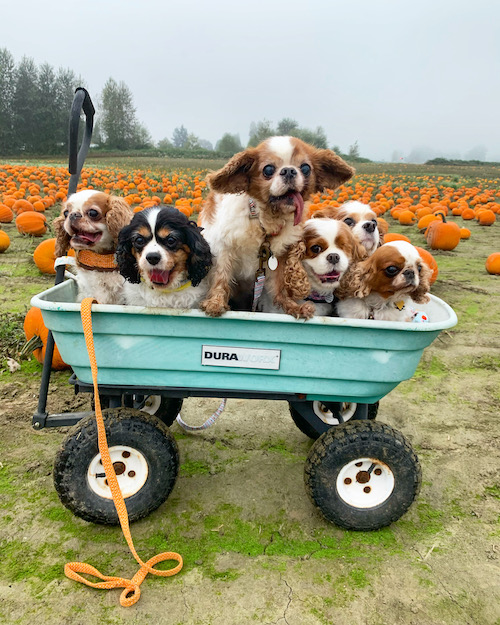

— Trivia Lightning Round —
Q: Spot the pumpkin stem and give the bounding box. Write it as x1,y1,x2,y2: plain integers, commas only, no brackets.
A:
435,212,447,222
20,334,43,357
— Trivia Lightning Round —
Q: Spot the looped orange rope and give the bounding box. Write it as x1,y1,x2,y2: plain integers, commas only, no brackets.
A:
64,297,183,607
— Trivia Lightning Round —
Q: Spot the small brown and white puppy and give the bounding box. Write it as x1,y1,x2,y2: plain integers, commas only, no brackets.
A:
336,241,431,321
199,136,355,318
54,190,132,303
312,201,388,255
301,218,367,315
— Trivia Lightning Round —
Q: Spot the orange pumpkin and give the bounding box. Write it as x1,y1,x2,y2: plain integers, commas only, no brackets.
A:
418,214,439,231
0,204,14,222
384,233,411,243
477,210,496,226
398,210,417,225
23,307,69,370
462,208,475,220
16,211,47,236
12,199,34,213
426,213,461,251
0,230,10,252
415,246,438,284
485,253,500,275
460,227,471,239
33,238,74,274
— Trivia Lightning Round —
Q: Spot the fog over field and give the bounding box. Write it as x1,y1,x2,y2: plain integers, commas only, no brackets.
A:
2,0,499,161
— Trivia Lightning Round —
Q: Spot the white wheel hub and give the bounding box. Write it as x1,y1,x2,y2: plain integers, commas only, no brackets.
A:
313,401,357,426
336,457,395,508
138,395,162,415
87,445,149,500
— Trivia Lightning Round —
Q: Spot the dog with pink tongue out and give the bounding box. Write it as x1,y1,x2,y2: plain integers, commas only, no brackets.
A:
199,136,354,318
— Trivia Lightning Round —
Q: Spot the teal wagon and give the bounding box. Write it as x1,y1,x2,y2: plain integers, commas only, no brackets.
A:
32,278,457,530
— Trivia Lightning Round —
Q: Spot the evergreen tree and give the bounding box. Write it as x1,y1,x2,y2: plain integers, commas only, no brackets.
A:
12,56,39,152
216,133,242,155
0,48,16,154
248,120,274,146
100,78,142,150
172,125,188,148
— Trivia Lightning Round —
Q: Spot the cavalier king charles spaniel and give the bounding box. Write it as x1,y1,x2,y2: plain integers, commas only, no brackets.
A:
312,200,388,256
116,206,212,308
300,218,367,315
336,241,431,321
199,136,354,319
53,190,132,304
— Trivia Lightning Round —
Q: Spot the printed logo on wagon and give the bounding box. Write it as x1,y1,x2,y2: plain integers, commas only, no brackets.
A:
201,345,281,370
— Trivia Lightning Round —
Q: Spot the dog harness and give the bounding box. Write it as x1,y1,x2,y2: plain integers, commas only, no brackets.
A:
249,199,280,311
76,249,118,272
306,292,336,304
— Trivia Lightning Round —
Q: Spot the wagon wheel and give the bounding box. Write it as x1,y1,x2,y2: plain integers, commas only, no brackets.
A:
289,401,379,440
133,395,183,426
53,408,179,525
304,420,421,531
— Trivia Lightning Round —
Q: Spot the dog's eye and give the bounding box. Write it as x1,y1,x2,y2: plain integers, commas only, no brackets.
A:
310,244,322,254
384,265,400,277
133,235,146,247
371,219,378,226
88,209,99,219
166,235,178,247
63,210,69,217
344,218,355,227
263,165,275,178
300,163,311,177
417,264,422,273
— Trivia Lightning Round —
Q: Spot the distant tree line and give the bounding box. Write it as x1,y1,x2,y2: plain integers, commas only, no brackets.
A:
426,157,500,167
0,47,370,160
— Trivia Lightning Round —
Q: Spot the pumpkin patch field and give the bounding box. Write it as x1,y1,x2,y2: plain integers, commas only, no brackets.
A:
0,158,499,625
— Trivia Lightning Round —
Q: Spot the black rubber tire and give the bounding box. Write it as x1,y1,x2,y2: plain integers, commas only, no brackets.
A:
304,420,421,530
133,396,183,427
53,408,179,525
289,401,378,440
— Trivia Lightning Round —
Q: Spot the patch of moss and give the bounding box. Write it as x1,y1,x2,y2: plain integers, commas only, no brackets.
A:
414,355,448,379
180,459,211,477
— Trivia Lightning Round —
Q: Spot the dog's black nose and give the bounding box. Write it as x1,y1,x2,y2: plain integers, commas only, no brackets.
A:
403,269,415,282
279,167,297,182
146,252,161,266
69,212,81,222
327,253,340,265
363,221,376,233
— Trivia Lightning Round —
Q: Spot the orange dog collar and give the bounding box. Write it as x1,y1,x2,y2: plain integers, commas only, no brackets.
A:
76,249,118,272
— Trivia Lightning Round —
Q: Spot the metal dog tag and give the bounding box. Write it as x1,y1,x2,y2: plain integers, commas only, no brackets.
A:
268,255,278,271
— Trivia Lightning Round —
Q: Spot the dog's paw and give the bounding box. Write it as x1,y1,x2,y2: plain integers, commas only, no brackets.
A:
298,302,315,320
200,297,229,317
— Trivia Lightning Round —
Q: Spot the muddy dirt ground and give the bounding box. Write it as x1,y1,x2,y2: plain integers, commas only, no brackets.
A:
0,209,499,625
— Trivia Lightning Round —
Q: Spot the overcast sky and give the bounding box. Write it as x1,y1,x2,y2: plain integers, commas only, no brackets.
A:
3,0,499,161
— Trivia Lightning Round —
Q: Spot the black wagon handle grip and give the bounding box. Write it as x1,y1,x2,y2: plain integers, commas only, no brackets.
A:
68,87,95,197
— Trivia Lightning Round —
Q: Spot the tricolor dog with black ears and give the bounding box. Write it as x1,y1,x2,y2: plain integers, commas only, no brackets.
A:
116,206,213,308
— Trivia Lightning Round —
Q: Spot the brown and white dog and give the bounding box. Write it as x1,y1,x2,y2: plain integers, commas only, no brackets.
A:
54,190,132,303
336,241,431,321
199,136,355,318
312,200,388,255
301,218,367,315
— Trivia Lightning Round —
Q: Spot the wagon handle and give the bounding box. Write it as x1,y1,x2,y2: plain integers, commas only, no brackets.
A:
68,87,95,197
32,89,95,429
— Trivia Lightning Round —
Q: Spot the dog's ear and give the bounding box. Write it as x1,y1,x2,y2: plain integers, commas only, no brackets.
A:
411,262,431,304
116,224,141,284
311,205,341,220
206,148,258,194
53,213,71,256
311,149,355,193
185,222,213,287
105,196,133,243
337,258,373,299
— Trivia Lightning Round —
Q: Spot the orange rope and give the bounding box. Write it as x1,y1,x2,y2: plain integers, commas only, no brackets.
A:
64,297,183,607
